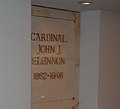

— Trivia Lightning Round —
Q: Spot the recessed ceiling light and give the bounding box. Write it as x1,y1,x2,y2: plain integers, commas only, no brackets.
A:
78,1,93,5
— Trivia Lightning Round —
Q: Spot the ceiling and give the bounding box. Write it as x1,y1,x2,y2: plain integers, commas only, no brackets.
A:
32,0,120,12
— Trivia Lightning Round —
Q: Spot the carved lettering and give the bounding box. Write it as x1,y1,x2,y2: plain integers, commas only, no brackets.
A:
32,57,65,65
31,32,67,42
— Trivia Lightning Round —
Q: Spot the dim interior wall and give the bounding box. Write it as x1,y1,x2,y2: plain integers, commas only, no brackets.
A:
80,10,120,109
0,0,31,109
99,11,120,109
80,11,100,109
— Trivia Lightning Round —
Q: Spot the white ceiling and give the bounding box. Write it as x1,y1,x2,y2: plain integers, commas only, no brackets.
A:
32,0,120,12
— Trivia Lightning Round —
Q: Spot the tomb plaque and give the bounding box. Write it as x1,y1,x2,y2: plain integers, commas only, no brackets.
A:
31,6,80,109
